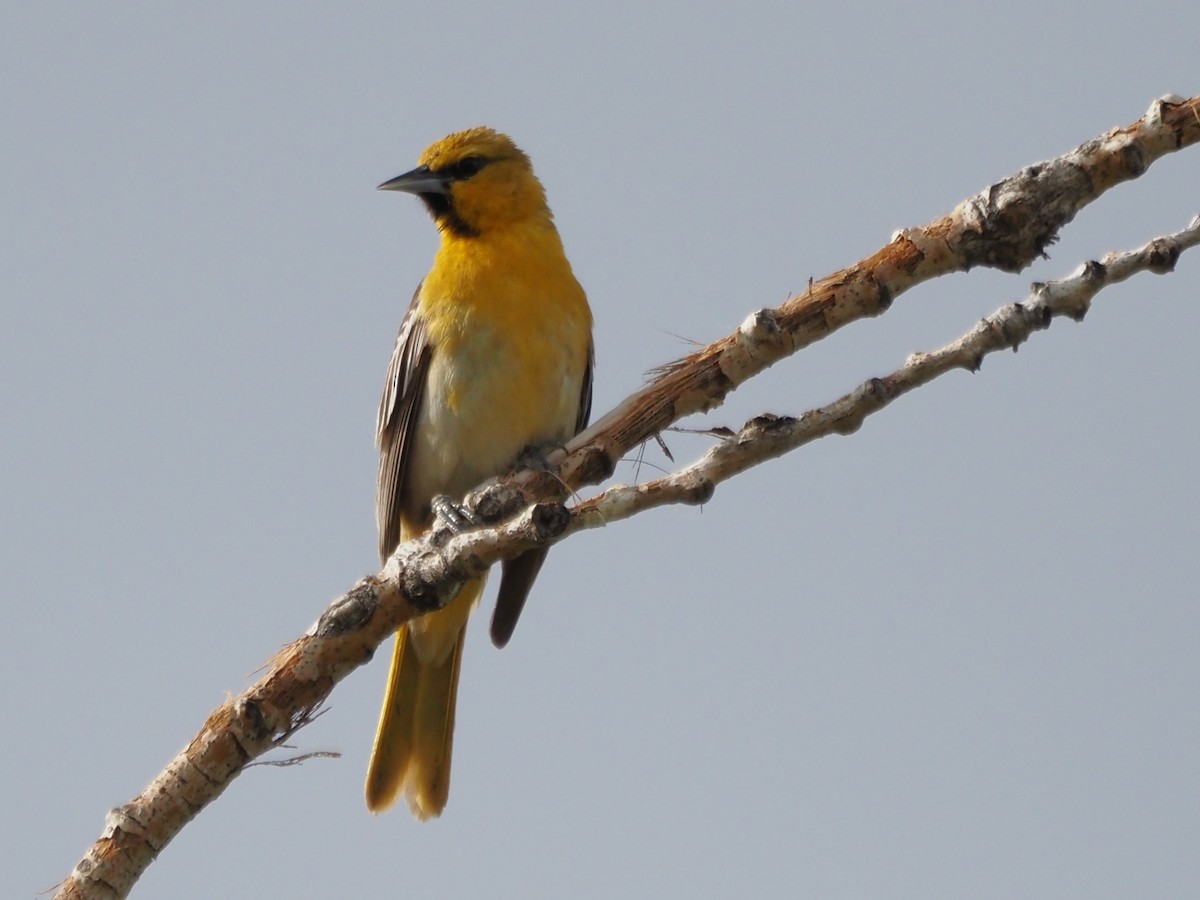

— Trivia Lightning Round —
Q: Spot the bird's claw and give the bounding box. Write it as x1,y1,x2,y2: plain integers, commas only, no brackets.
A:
431,494,478,534
513,439,566,474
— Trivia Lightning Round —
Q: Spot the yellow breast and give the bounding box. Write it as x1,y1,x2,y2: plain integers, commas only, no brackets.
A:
403,223,591,516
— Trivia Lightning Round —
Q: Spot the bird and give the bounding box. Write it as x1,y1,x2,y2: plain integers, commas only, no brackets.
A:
364,127,594,819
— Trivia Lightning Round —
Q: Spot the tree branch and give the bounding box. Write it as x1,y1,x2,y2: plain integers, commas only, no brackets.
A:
556,94,1200,491
54,94,1200,900
569,217,1200,531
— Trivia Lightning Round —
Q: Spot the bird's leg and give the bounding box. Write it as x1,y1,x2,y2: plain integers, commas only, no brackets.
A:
432,440,569,535
511,439,567,474
430,494,479,534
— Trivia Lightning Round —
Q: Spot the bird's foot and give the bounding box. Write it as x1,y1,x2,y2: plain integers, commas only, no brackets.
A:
431,494,479,534
511,439,567,474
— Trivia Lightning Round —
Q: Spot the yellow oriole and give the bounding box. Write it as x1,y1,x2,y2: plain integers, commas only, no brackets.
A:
364,127,593,818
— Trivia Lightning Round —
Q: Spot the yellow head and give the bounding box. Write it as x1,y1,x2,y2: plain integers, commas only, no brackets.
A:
378,127,552,237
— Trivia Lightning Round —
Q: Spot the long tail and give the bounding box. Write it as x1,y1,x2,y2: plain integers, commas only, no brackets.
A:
364,579,482,818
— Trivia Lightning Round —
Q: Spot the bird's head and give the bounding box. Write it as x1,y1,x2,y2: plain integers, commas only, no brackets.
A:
378,127,551,237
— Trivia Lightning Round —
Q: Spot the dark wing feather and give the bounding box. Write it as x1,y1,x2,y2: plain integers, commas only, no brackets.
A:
376,283,432,564
490,340,595,648
575,340,594,435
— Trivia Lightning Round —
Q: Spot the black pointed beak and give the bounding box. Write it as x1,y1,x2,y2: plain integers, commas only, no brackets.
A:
376,165,449,196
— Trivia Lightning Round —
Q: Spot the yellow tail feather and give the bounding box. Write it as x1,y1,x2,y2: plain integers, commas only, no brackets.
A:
364,579,481,818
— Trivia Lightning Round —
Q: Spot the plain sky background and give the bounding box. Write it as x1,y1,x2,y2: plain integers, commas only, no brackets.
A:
4,3,1198,898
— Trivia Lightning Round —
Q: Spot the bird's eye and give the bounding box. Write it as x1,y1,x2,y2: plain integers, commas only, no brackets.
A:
445,156,487,180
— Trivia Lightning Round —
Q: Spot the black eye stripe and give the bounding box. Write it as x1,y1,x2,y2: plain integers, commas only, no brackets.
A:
440,156,488,180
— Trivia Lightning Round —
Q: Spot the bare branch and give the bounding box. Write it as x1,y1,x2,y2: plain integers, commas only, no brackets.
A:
555,94,1200,492
53,502,568,900
54,95,1200,900
568,217,1200,529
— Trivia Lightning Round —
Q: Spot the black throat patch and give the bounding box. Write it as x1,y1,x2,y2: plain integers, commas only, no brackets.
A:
420,192,479,239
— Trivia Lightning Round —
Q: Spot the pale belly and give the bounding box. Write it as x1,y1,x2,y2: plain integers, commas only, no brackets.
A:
399,319,584,526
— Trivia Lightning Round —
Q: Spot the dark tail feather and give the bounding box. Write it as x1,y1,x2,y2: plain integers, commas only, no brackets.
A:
490,548,549,647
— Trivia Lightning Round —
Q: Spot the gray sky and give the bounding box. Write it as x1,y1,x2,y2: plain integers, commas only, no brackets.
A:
5,3,1198,898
